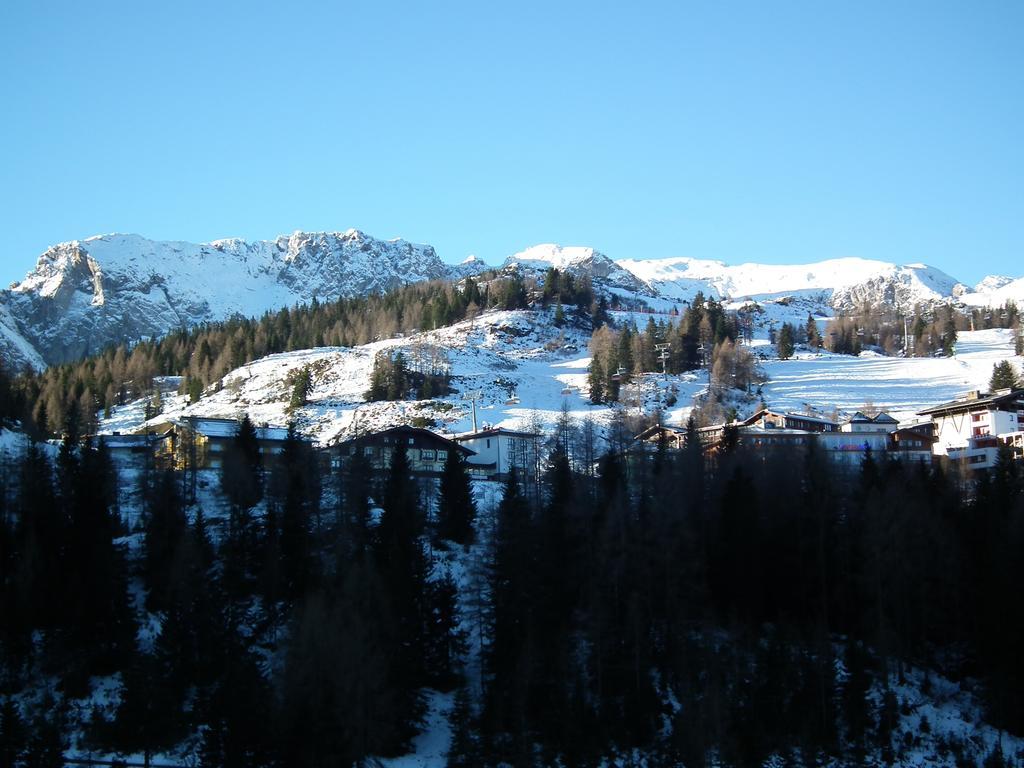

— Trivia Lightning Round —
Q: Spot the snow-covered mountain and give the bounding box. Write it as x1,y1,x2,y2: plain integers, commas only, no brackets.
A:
959,275,1024,310
1,230,451,367
3,228,1021,371
617,256,965,311
503,244,651,295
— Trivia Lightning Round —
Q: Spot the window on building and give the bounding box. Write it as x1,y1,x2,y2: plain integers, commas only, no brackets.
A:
408,438,414,445
421,449,436,462
972,412,985,422
438,450,448,460
486,439,491,449
363,446,374,456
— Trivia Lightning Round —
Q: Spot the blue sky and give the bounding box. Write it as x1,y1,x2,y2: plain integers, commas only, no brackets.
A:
1,0,1020,287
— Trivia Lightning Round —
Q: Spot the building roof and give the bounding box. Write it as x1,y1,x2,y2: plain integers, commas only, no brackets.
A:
785,413,839,425
101,433,159,449
453,427,542,441
845,411,898,425
740,408,837,428
633,424,689,442
739,425,816,437
339,425,474,455
168,416,292,441
917,388,1024,418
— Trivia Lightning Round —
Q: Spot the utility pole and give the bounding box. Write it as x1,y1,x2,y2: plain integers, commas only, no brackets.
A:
655,343,671,377
461,389,482,433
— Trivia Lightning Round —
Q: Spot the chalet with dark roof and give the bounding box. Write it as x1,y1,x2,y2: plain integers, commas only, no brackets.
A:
331,425,474,475
740,409,839,433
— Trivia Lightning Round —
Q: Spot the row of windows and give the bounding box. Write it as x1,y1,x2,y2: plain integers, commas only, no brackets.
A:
360,446,447,462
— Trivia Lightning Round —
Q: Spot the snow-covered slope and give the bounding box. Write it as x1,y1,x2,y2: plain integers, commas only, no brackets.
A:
758,328,1020,423
98,293,1023,453
973,274,1015,294
2,230,450,366
618,256,964,311
102,309,624,446
959,275,1024,309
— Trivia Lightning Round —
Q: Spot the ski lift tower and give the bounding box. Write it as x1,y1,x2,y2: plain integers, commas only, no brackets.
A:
655,343,671,377
461,389,483,433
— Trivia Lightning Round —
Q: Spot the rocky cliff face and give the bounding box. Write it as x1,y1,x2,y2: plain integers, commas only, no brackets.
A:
2,230,451,367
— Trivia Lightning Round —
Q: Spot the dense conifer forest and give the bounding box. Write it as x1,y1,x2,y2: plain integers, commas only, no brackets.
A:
1,410,1022,765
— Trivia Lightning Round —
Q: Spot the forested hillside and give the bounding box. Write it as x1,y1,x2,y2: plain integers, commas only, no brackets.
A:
1,413,1022,765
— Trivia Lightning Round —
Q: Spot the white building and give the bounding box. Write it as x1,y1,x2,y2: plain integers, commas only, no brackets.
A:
453,427,541,478
918,388,1024,470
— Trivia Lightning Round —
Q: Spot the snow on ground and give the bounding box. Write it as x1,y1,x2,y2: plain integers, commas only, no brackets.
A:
760,328,1020,423
0,427,39,456
379,690,455,768
97,311,1022,451
873,665,1024,767
99,310,631,445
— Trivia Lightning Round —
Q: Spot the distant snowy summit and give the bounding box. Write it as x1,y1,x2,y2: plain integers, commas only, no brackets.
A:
0,228,1019,370
503,244,651,295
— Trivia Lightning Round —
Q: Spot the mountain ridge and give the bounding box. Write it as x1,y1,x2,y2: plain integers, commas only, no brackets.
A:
2,229,1020,370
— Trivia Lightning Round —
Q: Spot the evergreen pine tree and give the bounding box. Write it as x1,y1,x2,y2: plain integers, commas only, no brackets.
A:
446,683,482,767
777,323,795,359
484,469,533,742
142,469,187,611
26,702,66,768
989,360,1021,391
374,442,430,730
436,448,476,545
288,366,312,412
0,698,27,768
587,357,605,404
273,423,321,599
553,301,565,327
95,647,187,766
425,566,466,691
199,639,275,767
220,415,263,511
806,313,821,348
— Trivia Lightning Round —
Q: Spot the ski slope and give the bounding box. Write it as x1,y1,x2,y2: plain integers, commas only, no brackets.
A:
760,328,1019,422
